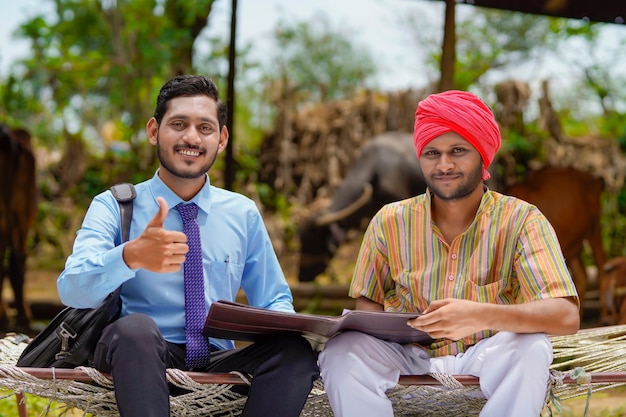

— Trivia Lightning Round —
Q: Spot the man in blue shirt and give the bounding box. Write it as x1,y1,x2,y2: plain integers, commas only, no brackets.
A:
57,75,319,417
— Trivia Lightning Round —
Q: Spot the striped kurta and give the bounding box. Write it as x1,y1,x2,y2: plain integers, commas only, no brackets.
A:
349,189,579,357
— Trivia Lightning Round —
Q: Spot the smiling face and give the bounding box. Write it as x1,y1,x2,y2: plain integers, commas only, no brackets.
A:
419,132,484,201
146,95,228,192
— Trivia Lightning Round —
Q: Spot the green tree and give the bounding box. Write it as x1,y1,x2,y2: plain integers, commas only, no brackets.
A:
201,12,381,200
2,0,216,190
261,14,378,109
242,14,379,208
402,5,603,91
555,26,626,138
0,0,221,267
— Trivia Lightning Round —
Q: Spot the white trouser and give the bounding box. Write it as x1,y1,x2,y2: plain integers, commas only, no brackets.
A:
318,331,552,417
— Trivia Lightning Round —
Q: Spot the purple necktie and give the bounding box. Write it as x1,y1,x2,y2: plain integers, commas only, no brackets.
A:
175,203,211,369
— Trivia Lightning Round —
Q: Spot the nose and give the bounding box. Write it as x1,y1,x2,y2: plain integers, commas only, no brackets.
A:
183,126,202,144
437,153,454,172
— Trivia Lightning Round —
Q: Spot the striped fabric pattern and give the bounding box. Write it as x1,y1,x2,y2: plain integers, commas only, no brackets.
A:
349,189,579,357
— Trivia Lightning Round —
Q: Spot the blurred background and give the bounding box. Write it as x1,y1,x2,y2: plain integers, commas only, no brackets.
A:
1,0,625,330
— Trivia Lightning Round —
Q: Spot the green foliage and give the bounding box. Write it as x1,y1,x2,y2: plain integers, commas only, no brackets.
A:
499,129,546,178
402,5,605,91
7,0,215,156
0,0,223,269
0,390,91,416
554,33,625,125
616,122,626,152
263,14,378,103
454,11,601,89
602,190,626,259
0,74,46,126
200,11,381,198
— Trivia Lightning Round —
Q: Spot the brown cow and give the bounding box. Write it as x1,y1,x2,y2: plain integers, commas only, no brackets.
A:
602,257,626,324
0,124,37,331
504,166,607,323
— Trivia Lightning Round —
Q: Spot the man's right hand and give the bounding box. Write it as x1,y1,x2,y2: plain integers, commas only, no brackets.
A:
123,197,189,272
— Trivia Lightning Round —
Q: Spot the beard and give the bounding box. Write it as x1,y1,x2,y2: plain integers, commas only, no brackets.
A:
156,134,218,179
426,162,484,201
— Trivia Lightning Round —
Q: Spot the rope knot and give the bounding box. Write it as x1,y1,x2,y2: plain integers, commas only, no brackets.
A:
569,367,591,385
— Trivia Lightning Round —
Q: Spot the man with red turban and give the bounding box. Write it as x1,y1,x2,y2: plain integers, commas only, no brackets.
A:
319,90,580,416
413,89,501,180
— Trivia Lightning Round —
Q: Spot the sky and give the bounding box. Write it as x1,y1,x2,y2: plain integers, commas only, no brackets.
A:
0,0,625,93
203,0,439,90
0,0,436,90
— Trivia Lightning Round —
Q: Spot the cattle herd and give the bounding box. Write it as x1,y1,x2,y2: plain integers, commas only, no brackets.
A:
1,128,625,332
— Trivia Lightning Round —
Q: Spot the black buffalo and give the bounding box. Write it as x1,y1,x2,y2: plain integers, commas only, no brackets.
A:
298,131,426,282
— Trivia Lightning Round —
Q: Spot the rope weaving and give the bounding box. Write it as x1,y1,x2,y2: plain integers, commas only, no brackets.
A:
549,324,626,401
0,326,626,416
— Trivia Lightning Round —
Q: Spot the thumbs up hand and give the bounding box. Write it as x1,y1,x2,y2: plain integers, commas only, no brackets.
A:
123,197,189,272
146,196,169,229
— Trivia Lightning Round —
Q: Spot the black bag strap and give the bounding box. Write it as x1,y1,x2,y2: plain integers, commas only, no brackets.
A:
109,182,136,300
110,183,136,243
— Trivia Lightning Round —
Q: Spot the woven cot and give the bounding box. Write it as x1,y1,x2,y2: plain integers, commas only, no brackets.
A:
2,325,626,416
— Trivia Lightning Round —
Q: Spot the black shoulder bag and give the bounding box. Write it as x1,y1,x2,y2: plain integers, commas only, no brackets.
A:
16,183,137,368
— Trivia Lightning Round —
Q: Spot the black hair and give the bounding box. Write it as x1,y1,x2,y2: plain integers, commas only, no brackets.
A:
153,75,227,130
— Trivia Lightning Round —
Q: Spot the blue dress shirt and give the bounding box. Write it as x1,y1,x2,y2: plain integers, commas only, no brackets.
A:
57,170,294,350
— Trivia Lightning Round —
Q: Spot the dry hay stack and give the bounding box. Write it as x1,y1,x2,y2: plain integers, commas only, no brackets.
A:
535,79,626,192
259,88,429,208
545,135,626,193
257,88,427,262
261,79,625,211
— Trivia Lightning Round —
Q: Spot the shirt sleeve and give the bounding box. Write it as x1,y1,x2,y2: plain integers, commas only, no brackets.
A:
57,191,136,308
239,206,294,313
349,214,390,305
514,209,580,307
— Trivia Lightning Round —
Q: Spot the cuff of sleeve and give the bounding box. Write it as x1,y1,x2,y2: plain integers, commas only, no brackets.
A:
105,242,137,282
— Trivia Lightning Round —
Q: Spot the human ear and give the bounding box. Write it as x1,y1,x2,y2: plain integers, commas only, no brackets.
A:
146,118,159,145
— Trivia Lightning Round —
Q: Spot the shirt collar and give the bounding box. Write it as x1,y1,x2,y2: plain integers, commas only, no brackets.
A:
149,169,213,215
423,185,494,219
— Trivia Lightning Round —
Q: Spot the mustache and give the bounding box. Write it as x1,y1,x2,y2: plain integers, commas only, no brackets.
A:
432,170,461,177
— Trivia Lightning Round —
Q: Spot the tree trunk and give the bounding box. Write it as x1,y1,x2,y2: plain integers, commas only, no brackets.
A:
438,0,456,92
225,0,238,190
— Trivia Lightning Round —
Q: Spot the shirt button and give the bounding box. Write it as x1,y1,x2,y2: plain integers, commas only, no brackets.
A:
451,253,457,259
448,275,454,281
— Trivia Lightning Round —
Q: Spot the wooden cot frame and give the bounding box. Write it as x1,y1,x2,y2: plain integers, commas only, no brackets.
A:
11,367,626,417
8,323,626,416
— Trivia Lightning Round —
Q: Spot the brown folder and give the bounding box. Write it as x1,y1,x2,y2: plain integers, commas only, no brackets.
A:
204,300,433,345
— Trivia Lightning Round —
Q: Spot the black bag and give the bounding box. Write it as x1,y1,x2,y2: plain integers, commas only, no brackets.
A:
16,183,136,368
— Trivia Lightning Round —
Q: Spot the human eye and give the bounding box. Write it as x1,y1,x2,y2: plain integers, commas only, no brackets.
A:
170,121,185,130
199,124,214,134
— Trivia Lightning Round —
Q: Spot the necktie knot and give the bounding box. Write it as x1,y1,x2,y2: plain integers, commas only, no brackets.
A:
175,203,199,223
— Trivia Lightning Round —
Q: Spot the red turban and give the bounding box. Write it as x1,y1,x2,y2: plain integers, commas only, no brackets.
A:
413,90,501,180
